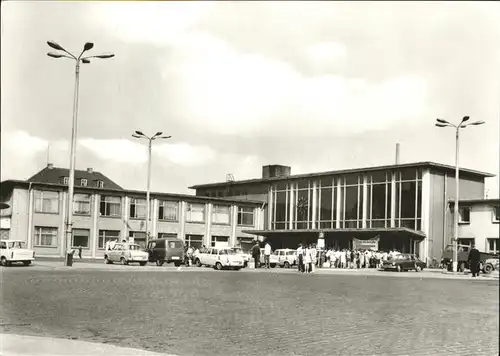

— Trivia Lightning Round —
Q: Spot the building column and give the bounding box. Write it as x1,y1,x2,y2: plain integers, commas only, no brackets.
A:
205,203,212,247
420,169,431,263
122,196,129,241
362,175,368,228
231,205,237,246
390,172,396,228
289,183,295,230
268,186,273,230
180,201,186,240
91,194,99,258
151,198,159,239
312,180,317,229
27,188,34,249
336,179,341,228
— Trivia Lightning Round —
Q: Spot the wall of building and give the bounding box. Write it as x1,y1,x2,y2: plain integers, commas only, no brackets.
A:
443,172,485,201
457,204,499,252
428,171,447,262
8,188,30,243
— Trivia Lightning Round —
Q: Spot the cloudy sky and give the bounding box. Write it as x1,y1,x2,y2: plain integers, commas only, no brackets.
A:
2,1,499,196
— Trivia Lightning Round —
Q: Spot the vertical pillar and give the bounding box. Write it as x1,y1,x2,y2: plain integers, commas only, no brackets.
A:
268,186,273,230
205,203,212,247
420,169,431,263
312,180,317,229
289,183,295,230
60,191,67,257
27,189,34,249
91,193,99,258
390,172,396,228
362,175,368,228
122,196,129,241
180,201,186,241
230,205,237,246
151,198,159,239
336,179,341,228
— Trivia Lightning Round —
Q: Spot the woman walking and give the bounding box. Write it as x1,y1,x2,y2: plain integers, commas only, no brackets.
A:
304,245,312,273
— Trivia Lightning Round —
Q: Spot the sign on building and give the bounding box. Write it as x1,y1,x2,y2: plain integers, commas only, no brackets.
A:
353,236,379,251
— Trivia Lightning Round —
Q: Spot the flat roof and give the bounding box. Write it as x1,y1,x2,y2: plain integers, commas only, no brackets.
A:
243,227,426,239
189,161,495,189
449,198,500,206
0,180,264,206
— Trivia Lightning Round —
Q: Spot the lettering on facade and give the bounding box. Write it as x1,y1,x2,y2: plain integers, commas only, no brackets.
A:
353,236,379,251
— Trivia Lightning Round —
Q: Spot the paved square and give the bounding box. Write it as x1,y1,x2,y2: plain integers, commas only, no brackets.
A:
1,268,498,356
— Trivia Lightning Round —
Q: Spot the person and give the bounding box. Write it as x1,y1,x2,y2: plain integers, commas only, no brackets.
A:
78,245,82,259
304,245,311,273
109,239,117,251
264,242,272,269
468,244,481,277
296,243,304,272
251,240,261,269
186,245,194,266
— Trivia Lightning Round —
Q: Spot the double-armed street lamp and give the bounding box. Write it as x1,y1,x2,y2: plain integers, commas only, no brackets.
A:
435,116,485,272
47,41,114,265
132,131,172,246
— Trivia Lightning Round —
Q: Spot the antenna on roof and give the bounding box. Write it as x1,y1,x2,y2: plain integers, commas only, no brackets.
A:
46,143,51,166
226,173,235,182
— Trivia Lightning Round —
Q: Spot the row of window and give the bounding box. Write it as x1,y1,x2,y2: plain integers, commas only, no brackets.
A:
33,191,255,226
457,238,500,254
32,227,249,250
61,177,104,188
458,206,500,224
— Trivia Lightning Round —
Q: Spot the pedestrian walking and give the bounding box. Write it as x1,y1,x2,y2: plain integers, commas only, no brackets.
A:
297,243,304,272
468,244,481,277
78,245,82,259
251,240,261,269
304,245,311,273
264,242,272,269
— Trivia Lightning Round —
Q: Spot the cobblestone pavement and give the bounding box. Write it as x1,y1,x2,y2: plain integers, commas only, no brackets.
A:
1,268,498,356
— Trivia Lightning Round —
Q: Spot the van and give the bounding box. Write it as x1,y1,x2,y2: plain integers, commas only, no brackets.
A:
146,238,185,266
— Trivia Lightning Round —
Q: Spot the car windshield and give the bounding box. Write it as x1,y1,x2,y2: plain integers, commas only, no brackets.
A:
8,241,27,249
286,251,296,256
220,249,235,255
128,244,142,251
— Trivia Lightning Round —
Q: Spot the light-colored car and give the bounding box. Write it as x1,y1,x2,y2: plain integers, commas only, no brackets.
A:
260,248,279,268
194,247,245,270
231,247,251,267
275,249,297,268
0,240,35,266
104,243,149,266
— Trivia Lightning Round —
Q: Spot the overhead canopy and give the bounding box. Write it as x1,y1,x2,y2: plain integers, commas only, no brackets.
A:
242,227,426,241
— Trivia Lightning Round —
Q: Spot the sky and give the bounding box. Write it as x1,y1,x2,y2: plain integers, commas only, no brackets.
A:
1,1,499,197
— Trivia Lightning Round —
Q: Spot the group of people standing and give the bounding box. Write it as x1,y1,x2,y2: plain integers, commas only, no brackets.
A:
296,243,318,273
324,248,396,269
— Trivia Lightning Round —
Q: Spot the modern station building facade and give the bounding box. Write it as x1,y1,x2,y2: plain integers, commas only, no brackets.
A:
190,162,496,264
0,164,264,258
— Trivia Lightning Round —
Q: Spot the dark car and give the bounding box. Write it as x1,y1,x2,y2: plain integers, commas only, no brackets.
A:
146,238,185,267
382,253,426,272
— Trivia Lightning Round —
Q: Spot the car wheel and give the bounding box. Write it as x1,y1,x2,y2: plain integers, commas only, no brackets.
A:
195,259,202,267
483,263,494,274
284,261,290,269
120,257,128,265
174,262,181,267
139,262,147,266
23,261,31,266
1,257,8,267
215,262,223,270
414,264,421,272
270,263,277,268
104,256,111,264
156,259,165,267
396,264,402,272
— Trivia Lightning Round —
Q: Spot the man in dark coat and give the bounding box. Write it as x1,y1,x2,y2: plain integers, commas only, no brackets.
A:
251,240,261,269
468,244,481,277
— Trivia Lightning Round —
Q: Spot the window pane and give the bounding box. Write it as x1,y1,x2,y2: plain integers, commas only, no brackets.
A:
370,171,387,183
72,229,89,248
213,205,230,224
400,169,417,181
296,189,309,222
275,191,287,222
344,175,359,185
319,187,333,222
319,177,333,187
371,184,386,219
344,186,358,220
400,181,416,219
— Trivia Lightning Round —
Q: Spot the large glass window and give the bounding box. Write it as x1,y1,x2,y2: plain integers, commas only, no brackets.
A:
212,205,231,224
74,194,91,215
487,238,499,254
34,226,58,247
394,169,422,230
237,207,254,226
72,229,90,248
400,181,417,218
275,190,287,227
158,201,179,221
34,191,59,214
296,189,309,229
129,198,147,219
128,231,146,249
318,186,333,229
98,230,121,248
344,186,358,221
100,196,121,217
185,234,203,249
211,235,229,247
186,203,205,223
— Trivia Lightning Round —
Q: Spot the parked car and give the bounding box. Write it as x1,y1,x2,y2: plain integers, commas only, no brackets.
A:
442,244,499,273
194,247,245,270
231,247,250,267
146,238,185,266
0,240,35,266
260,248,279,268
104,243,149,265
382,253,426,272
274,249,297,268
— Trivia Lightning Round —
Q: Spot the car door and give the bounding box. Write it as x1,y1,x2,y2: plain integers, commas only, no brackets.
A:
108,244,119,262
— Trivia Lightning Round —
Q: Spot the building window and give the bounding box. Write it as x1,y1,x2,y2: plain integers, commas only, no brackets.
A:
158,201,178,221
158,232,177,239
493,206,500,223
72,229,90,248
34,191,59,214
63,177,69,185
237,207,255,226
96,180,104,188
129,198,147,219
81,179,87,187
212,205,230,225
129,231,146,249
211,235,229,247
73,194,91,215
185,234,203,249
487,238,499,254
34,226,58,247
98,230,121,248
100,196,121,217
186,203,205,223
458,207,471,224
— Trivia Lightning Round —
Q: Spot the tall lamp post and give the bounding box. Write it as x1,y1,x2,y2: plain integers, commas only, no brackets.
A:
132,131,171,246
47,41,114,266
435,116,485,272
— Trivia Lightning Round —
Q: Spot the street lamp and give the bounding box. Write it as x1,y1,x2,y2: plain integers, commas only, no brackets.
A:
47,41,114,266
435,116,485,272
132,131,172,246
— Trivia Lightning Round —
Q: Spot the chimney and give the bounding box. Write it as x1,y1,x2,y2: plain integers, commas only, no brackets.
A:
47,163,54,169
395,143,400,165
87,168,93,174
